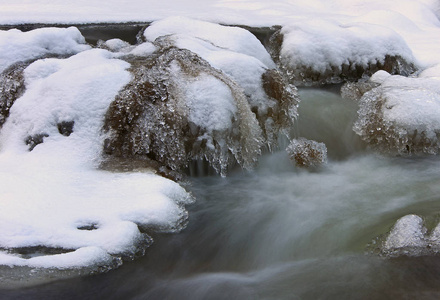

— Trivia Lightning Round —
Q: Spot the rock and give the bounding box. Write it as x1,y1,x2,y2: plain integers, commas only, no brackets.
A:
25,133,49,151
268,22,417,86
0,62,27,128
353,74,440,155
57,121,75,136
286,138,327,167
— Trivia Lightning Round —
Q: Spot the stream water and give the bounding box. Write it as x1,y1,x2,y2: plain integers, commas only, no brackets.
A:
2,88,440,299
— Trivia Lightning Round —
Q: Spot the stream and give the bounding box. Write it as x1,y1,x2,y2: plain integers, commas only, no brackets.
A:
2,88,440,299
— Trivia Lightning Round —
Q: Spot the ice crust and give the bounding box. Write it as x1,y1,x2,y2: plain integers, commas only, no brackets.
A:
0,44,193,270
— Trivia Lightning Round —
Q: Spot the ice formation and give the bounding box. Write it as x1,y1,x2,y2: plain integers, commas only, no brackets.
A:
269,19,417,86
104,18,299,176
352,71,440,154
0,40,193,270
286,138,327,167
375,214,440,257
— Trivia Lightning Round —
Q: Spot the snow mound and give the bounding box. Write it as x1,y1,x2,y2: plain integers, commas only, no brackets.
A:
270,19,417,86
353,72,440,154
286,138,327,167
0,42,193,272
0,27,90,73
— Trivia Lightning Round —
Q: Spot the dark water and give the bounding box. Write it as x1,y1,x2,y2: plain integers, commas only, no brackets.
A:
2,89,440,299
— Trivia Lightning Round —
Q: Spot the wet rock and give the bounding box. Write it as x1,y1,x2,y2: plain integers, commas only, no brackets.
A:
371,214,440,258
286,138,327,167
261,69,299,147
57,121,75,136
0,62,27,128
25,133,49,151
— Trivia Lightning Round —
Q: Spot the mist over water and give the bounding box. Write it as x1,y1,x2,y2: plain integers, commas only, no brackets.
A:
2,89,440,299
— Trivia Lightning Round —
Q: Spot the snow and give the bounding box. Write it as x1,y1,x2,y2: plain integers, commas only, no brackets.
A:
184,74,237,133
0,47,193,269
0,27,90,73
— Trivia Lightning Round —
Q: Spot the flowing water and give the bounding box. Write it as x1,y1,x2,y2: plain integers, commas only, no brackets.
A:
2,88,440,299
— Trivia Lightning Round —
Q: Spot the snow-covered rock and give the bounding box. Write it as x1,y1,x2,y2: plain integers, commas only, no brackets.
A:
270,19,417,86
353,72,440,154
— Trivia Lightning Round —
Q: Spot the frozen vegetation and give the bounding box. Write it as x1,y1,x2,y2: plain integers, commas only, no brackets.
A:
0,0,440,285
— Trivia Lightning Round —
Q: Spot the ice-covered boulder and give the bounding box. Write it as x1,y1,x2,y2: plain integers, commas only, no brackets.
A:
104,18,299,176
353,72,440,154
269,19,417,86
143,17,298,148
373,214,440,257
382,214,428,256
286,138,327,167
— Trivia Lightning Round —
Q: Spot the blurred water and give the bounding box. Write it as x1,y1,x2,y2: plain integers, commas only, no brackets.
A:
2,89,440,299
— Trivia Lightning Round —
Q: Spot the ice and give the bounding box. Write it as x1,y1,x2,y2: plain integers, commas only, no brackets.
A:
103,45,266,176
0,45,193,270
0,27,90,73
353,72,440,154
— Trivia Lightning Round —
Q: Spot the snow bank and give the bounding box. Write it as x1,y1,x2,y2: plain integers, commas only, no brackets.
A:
0,27,90,73
0,45,193,270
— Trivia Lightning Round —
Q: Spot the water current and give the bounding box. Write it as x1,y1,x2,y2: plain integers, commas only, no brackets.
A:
2,89,440,299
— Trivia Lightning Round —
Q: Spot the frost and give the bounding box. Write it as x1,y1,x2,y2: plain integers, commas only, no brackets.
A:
286,138,327,167
270,19,417,86
353,73,440,154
